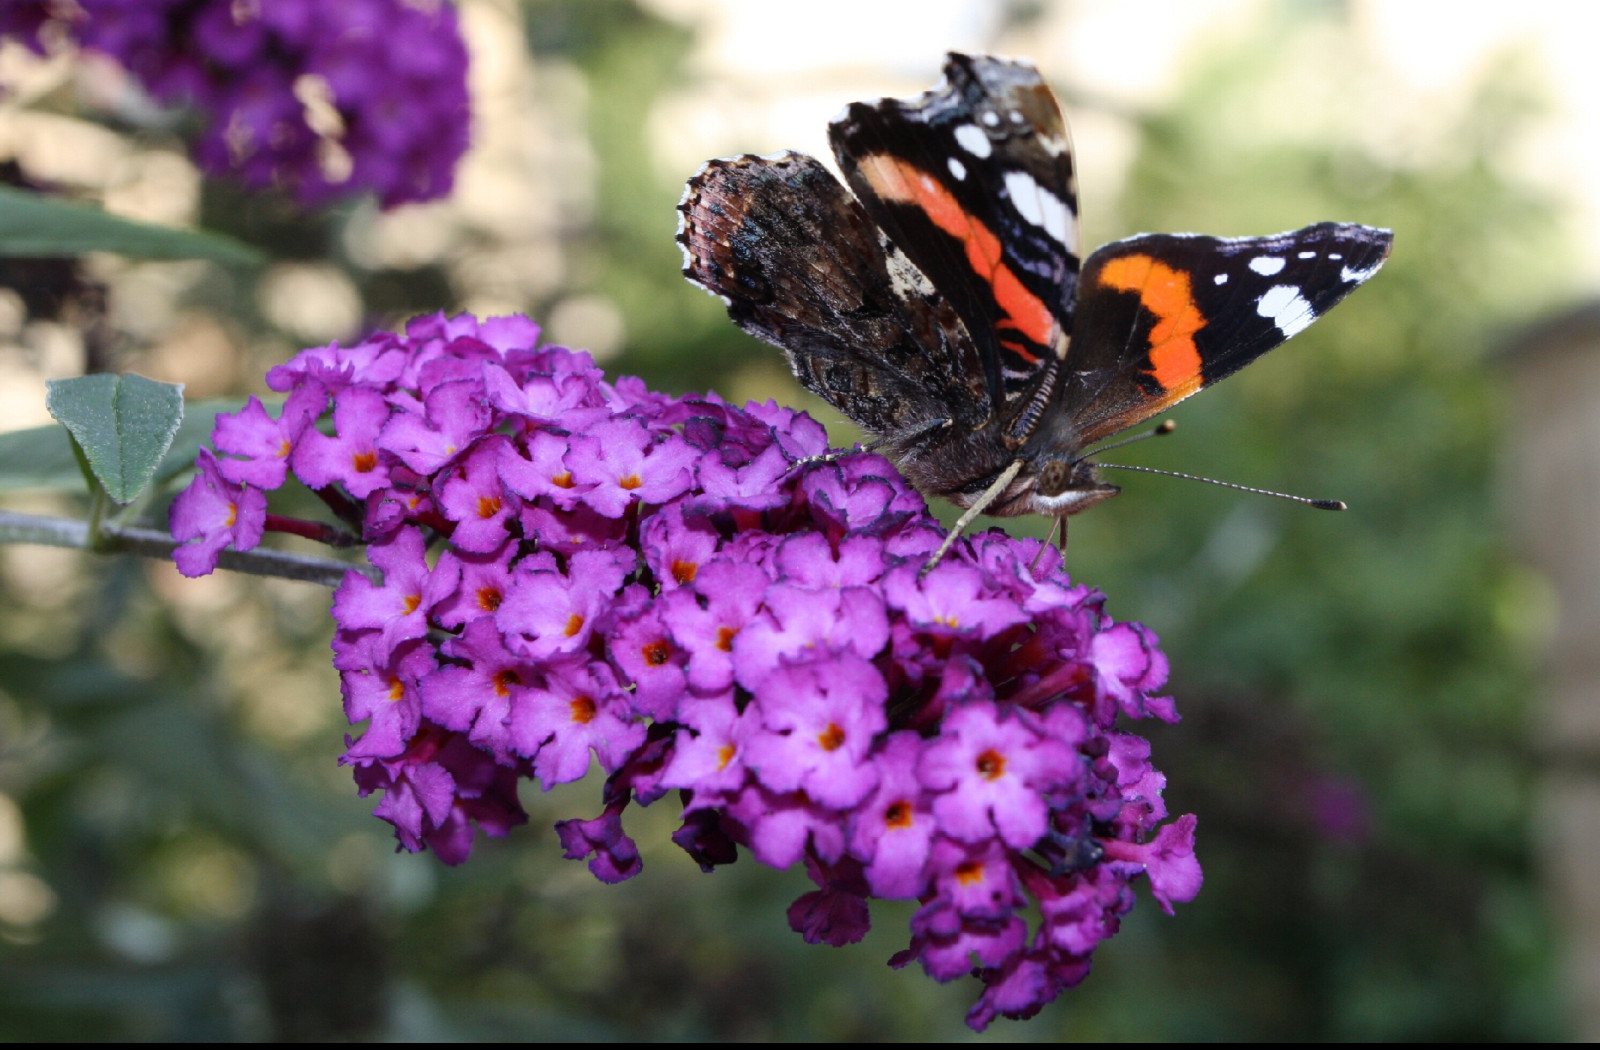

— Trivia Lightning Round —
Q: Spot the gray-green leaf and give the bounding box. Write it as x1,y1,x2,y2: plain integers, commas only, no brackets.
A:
0,185,263,265
0,398,242,495
45,374,185,504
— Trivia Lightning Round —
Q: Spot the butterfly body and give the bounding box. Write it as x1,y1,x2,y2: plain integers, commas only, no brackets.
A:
678,53,1391,531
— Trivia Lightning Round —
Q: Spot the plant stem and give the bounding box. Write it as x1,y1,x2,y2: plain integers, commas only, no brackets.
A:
0,509,371,587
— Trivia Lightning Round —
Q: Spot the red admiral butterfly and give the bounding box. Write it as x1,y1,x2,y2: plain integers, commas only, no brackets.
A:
677,52,1391,560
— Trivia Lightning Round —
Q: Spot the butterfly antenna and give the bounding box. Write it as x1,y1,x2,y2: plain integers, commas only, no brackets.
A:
1079,419,1176,460
1095,463,1346,510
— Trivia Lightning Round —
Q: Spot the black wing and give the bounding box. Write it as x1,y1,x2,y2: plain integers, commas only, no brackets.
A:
829,52,1080,410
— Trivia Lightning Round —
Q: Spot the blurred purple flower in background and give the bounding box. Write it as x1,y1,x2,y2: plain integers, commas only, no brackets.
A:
171,313,1202,1030
1,0,470,208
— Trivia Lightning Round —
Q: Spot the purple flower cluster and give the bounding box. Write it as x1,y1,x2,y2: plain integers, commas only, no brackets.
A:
2,0,469,208
170,313,1201,1030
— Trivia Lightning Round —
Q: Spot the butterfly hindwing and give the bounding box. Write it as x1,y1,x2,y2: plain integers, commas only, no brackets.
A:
829,53,1080,409
677,152,989,438
1057,222,1394,447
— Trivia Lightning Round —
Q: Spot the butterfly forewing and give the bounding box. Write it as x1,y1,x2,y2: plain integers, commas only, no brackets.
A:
829,53,1081,410
1058,223,1395,447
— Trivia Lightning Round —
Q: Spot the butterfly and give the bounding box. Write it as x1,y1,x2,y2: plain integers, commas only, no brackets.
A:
677,52,1391,562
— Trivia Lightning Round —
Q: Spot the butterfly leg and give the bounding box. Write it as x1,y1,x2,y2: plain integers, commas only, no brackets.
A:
1029,516,1067,573
792,417,952,468
920,458,1024,577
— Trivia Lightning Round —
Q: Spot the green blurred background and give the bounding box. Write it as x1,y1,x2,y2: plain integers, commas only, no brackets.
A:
0,0,1593,1038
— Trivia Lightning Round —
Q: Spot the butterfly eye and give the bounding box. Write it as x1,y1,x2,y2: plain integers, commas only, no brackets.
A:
1036,460,1074,497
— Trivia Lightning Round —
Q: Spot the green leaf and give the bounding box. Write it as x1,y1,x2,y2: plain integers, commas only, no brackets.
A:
0,185,263,266
45,374,185,504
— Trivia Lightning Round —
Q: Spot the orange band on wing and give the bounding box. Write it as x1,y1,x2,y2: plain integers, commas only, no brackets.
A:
856,153,1055,360
1097,254,1205,397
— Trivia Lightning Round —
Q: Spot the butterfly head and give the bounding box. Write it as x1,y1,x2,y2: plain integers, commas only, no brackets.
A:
1028,456,1120,518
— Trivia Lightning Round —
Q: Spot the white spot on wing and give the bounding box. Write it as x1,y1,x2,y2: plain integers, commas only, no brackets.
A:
953,124,992,158
1298,250,1316,259
981,111,1001,127
1256,284,1315,338
1249,256,1286,276
881,235,936,299
947,157,967,181
1003,171,1075,246
1214,273,1228,285
1340,262,1381,284
1328,252,1342,260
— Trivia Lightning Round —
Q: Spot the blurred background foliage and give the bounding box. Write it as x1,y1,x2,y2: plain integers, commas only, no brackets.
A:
0,0,1587,1039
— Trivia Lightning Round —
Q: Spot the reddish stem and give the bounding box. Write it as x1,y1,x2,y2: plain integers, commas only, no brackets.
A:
264,513,360,547
1008,661,1089,710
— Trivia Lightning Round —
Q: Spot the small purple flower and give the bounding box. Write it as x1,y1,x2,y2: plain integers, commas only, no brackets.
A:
1102,814,1203,914
499,429,592,508
211,387,323,489
659,694,752,798
332,527,456,650
380,378,489,477
672,559,770,693
849,732,938,898
291,386,394,499
169,447,267,577
567,418,697,518
435,438,516,554
337,633,434,760
497,548,632,661
742,656,886,810
419,617,530,760
509,658,644,787
555,802,641,884
920,701,1079,849
788,853,872,947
